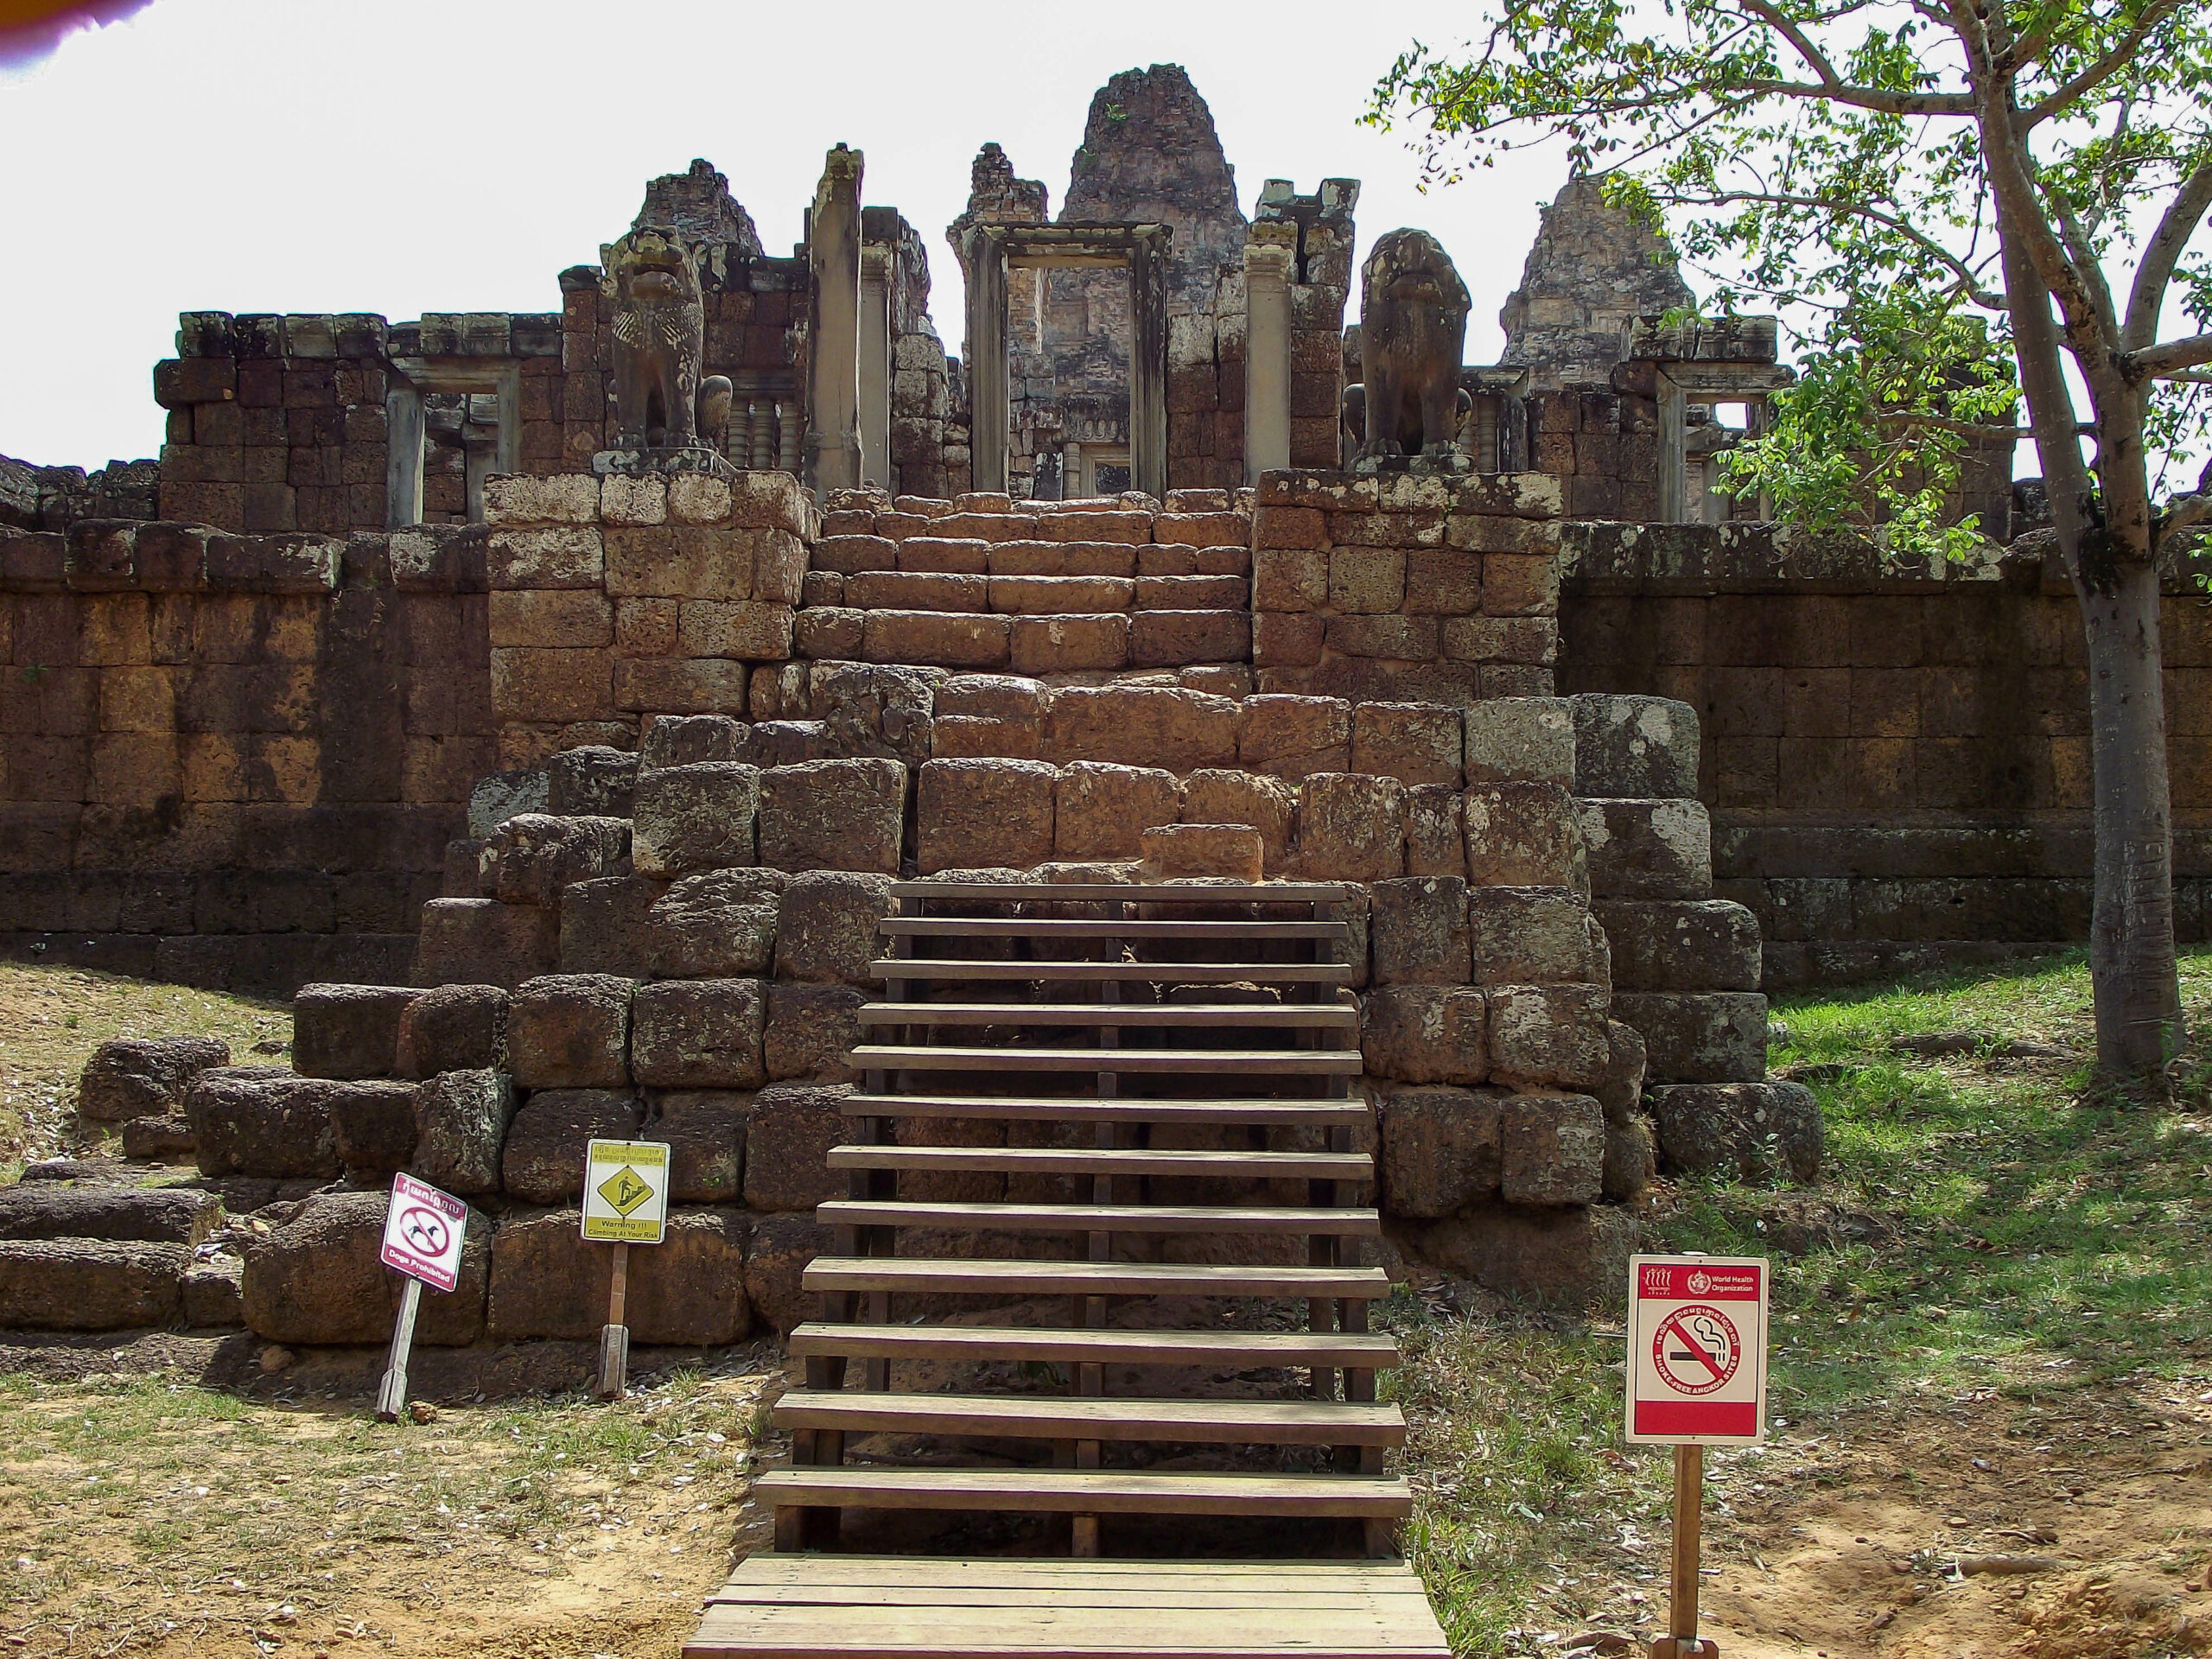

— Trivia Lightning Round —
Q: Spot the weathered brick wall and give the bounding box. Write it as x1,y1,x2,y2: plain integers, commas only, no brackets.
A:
0,517,493,992
1560,521,2212,984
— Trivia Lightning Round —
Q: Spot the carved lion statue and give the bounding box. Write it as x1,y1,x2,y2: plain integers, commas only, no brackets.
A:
1348,229,1473,467
602,227,713,452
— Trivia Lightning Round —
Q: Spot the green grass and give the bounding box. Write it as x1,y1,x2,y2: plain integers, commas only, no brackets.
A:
1389,944,2212,1654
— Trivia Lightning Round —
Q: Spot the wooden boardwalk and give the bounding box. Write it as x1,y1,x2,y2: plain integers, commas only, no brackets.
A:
685,880,1447,1659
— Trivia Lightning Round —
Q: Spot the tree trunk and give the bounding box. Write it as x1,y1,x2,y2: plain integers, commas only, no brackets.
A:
2072,551,2186,1073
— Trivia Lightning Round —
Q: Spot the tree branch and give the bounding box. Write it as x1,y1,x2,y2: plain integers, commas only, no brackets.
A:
2022,0,2186,126
2049,189,2121,335
2122,335,2212,380
1656,187,2007,307
1739,75,1975,115
2124,162,2212,350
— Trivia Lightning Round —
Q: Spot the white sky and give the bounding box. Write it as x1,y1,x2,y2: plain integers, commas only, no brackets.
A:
0,0,1580,473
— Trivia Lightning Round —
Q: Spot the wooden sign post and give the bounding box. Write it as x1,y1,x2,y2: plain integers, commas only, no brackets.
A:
374,1173,469,1424
582,1140,671,1401
1627,1255,1770,1659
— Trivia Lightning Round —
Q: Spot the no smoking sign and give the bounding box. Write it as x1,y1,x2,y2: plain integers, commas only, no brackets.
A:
1627,1255,1769,1444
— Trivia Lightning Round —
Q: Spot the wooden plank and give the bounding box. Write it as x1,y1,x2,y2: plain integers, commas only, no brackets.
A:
838,1093,1370,1127
800,1256,1393,1299
686,1608,1434,1651
888,882,1348,904
785,1323,1402,1370
883,918,1351,941
856,1004,1359,1030
772,1390,1406,1446
867,961,1354,985
826,1145,1374,1180
755,1467,1412,1517
847,1046,1363,1075
815,1201,1382,1237
716,1557,1427,1587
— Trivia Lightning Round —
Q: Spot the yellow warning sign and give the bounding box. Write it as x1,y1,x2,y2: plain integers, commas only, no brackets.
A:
582,1141,670,1244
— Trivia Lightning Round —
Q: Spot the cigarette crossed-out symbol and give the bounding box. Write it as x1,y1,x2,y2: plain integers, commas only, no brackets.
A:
397,1206,449,1258
1652,1303,1740,1396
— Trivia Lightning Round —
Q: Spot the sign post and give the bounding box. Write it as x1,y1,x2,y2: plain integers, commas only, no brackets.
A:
581,1140,671,1401
375,1173,470,1423
1627,1254,1770,1659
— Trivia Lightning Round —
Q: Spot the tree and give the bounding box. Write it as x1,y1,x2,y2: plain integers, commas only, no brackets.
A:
1371,0,2212,1078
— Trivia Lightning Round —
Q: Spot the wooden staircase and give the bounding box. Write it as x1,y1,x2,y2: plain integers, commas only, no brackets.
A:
686,879,1448,1659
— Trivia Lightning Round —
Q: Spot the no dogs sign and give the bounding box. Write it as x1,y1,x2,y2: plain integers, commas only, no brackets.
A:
1626,1254,1769,1444
380,1173,469,1294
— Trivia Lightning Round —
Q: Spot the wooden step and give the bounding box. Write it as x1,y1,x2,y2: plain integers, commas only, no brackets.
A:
891,882,1348,904
849,1046,1363,1076
828,1146,1373,1181
840,1093,1371,1128
817,1201,1380,1237
883,918,1351,943
756,1467,1412,1520
786,1323,1403,1370
802,1256,1393,1300
856,1003,1358,1032
870,959,1353,986
688,1555,1450,1659
772,1391,1406,1446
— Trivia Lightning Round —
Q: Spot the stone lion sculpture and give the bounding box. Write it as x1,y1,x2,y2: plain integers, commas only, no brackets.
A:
602,226,727,453
1347,228,1473,468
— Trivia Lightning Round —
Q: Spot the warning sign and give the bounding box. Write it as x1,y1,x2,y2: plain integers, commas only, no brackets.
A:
380,1173,469,1293
1627,1254,1768,1444
581,1141,671,1244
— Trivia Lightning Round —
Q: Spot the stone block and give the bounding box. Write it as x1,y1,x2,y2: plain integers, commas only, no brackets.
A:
861,609,1010,670
743,1082,851,1211
1402,785,1465,879
1649,1081,1821,1182
774,869,897,985
1603,1116,1656,1201
1578,799,1713,900
507,974,632,1090
1128,610,1249,667
478,814,631,908
1408,1200,1637,1308
645,1091,747,1203
1594,1020,1647,1125
1239,695,1351,779
645,868,785,978
1351,703,1461,786
758,757,907,874
0,1240,187,1332
186,1067,342,1178
1376,1085,1502,1218
395,984,510,1079
1370,876,1471,986
486,1206,750,1344
1141,823,1262,883
558,875,669,975
815,662,938,767
639,713,745,771
183,1255,244,1327
1611,992,1768,1084
1468,887,1606,985
0,1185,220,1244
1054,761,1180,860
765,982,865,1082
1486,983,1611,1088
632,762,760,878
1328,545,1407,613
500,1088,644,1202
1463,698,1575,787
745,1211,834,1334
1465,783,1585,890
631,978,766,1089
1596,899,1763,992
413,899,559,990
329,1079,422,1176
1570,695,1700,798
76,1035,229,1123
917,758,1057,874
932,675,1046,757
1498,1091,1605,1205
546,746,639,817
1182,771,1297,870
468,769,550,839
1291,773,1405,881
292,983,418,1080
1046,685,1239,771
1361,986,1487,1084
412,1068,514,1195
241,1188,488,1345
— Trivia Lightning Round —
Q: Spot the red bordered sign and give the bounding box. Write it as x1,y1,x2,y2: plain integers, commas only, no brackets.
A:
1626,1254,1769,1444
379,1173,468,1294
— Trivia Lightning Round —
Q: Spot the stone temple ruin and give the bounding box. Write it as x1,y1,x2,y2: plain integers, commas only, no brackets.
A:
0,62,2204,1369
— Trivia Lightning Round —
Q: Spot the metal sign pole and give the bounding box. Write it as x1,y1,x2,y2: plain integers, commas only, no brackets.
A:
597,1240,631,1401
374,1277,423,1424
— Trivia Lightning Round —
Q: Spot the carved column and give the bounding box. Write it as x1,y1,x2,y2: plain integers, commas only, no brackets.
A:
859,243,893,490
384,380,424,529
1656,370,1688,524
804,144,865,495
964,226,1010,495
1126,227,1170,502
1243,222,1296,484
